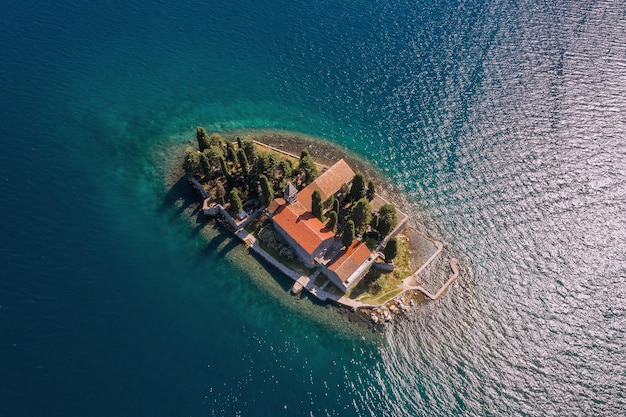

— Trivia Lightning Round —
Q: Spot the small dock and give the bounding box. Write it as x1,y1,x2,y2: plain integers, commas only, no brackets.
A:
291,281,304,294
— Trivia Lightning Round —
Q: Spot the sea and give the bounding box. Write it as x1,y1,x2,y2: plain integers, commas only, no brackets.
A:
1,0,625,416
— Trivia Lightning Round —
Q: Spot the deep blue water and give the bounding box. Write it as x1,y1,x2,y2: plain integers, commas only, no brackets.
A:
2,0,625,416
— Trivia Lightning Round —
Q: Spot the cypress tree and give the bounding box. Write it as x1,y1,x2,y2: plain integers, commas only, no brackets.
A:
367,180,376,201
215,182,226,205
377,204,397,237
226,141,237,165
370,213,379,230
350,173,366,202
299,149,318,184
265,152,279,180
332,198,340,214
210,132,225,148
342,220,355,248
349,198,372,234
203,146,223,168
218,156,229,176
384,237,398,262
237,149,249,177
228,189,243,216
253,154,268,179
234,187,244,202
259,175,273,207
327,211,338,232
312,190,324,221
196,127,211,152
278,159,293,182
242,140,257,165
183,147,199,177
200,153,212,177
326,195,335,210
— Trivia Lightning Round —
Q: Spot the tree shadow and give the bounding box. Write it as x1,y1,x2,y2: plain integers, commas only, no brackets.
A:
199,224,230,258
245,251,298,293
217,238,241,258
159,176,200,220
190,214,207,236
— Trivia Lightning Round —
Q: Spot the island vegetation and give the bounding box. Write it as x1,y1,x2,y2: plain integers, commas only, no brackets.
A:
177,127,455,323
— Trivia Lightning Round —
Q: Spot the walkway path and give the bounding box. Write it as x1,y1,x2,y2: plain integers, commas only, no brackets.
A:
338,226,447,310
233,223,458,310
235,229,301,280
234,228,334,300
414,258,459,300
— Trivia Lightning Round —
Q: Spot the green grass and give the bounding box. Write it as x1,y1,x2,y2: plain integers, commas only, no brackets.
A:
345,233,412,305
386,232,412,281
254,143,300,167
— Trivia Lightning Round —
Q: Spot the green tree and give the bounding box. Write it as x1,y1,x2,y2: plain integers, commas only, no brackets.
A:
332,198,340,214
246,175,259,199
342,220,355,248
228,189,243,216
298,149,318,184
218,156,230,176
370,213,379,231
265,152,280,180
311,190,324,221
215,182,226,205
370,276,386,293
350,173,366,202
327,211,338,232
349,198,372,234
210,132,225,148
234,187,244,202
277,159,293,182
196,127,211,152
236,137,243,150
377,204,397,237
242,139,257,165
384,237,398,262
252,153,268,179
200,153,212,177
182,147,200,177
366,180,376,201
237,149,249,177
259,175,273,207
326,195,335,210
365,235,378,250
203,145,224,167
226,141,237,165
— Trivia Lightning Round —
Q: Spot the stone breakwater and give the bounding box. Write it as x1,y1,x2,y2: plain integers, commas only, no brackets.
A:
367,258,460,325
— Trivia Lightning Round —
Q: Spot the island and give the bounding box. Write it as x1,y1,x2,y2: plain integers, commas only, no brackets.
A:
178,127,459,324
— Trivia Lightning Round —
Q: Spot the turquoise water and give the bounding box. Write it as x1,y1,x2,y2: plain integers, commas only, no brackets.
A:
2,0,625,415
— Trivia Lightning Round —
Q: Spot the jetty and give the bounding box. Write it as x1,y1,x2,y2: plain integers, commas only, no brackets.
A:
416,258,460,300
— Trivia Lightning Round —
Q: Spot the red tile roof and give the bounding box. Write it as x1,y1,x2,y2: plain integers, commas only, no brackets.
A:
272,202,335,256
267,197,285,215
327,241,372,282
298,159,355,210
